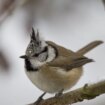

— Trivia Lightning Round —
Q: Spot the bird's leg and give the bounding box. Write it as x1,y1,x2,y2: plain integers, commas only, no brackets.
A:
29,92,46,105
55,89,64,97
35,92,46,105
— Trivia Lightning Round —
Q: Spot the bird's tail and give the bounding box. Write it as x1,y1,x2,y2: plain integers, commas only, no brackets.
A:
77,40,103,55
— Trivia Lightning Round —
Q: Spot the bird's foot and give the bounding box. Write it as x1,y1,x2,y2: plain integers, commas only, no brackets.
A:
83,83,88,90
55,89,64,97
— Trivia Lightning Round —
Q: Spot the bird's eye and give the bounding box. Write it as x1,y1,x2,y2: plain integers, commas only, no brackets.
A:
29,50,32,54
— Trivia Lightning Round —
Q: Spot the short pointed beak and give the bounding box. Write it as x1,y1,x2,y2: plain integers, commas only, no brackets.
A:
20,55,28,59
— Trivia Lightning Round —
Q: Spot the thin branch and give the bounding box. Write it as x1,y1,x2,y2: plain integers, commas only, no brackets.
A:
0,0,34,24
29,80,105,105
102,0,105,6
0,51,10,70
0,0,16,24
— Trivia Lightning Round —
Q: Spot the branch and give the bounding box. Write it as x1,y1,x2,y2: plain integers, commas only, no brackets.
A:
0,51,10,70
103,0,105,6
0,0,33,24
29,80,105,105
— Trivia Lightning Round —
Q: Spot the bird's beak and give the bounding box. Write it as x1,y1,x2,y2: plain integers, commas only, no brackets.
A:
20,55,28,59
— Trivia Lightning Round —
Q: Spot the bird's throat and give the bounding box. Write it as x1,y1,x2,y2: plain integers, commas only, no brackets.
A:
25,59,39,72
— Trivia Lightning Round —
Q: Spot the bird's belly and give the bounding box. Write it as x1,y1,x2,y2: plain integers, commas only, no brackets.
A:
26,67,83,93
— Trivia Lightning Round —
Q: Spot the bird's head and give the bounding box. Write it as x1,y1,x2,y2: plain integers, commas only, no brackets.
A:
20,28,48,62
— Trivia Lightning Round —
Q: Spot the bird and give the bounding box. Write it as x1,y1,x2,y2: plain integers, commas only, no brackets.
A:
20,28,103,98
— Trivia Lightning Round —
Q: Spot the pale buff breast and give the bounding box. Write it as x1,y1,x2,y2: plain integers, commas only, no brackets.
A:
26,66,83,93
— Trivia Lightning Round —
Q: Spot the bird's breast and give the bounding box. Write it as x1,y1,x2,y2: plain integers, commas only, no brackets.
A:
26,67,83,93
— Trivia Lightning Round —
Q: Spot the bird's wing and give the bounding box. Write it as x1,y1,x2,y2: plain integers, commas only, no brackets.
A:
46,41,75,57
46,41,93,71
47,56,93,71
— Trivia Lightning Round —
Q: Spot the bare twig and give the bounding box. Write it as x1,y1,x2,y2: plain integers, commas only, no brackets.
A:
0,51,10,70
102,0,105,6
0,0,34,24
0,0,16,23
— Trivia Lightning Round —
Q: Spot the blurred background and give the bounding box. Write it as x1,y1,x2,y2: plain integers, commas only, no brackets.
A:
0,0,105,105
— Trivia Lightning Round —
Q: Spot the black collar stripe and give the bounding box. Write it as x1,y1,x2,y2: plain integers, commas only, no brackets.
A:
25,59,38,72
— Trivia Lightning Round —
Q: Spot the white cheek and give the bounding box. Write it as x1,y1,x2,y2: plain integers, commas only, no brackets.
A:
38,53,47,61
46,46,56,62
30,59,45,68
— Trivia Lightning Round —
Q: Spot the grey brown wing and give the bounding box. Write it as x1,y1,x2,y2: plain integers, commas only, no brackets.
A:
46,41,93,70
47,56,93,71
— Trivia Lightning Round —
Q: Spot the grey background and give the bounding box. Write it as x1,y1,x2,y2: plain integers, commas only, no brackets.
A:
0,0,105,105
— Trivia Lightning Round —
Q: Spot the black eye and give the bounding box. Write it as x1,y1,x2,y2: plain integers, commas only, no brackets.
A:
29,50,32,54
